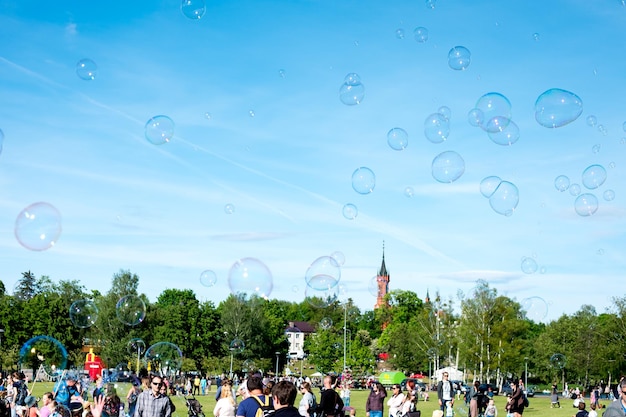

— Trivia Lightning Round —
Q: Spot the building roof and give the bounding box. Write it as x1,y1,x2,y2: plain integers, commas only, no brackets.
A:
285,321,316,333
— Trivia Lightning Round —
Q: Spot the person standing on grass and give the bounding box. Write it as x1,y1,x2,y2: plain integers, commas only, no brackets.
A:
365,383,386,417
603,379,626,417
134,375,171,417
436,373,454,412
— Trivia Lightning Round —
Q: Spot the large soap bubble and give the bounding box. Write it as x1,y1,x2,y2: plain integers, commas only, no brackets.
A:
76,59,97,80
387,128,408,150
145,342,183,376
489,181,519,216
339,73,365,105
305,256,341,290
15,202,62,251
521,296,548,322
352,167,376,194
200,270,217,287
581,164,607,190
19,335,68,375
69,300,98,328
480,176,502,198
413,27,429,43
487,118,520,146
145,115,174,145
424,113,450,143
228,257,273,299
554,175,570,192
448,46,471,70
550,353,567,369
180,0,206,20
574,193,598,217
520,257,538,274
116,295,146,326
431,151,465,183
534,88,583,128
127,338,146,356
475,93,512,133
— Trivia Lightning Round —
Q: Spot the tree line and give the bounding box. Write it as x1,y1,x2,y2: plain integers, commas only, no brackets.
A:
1,270,624,389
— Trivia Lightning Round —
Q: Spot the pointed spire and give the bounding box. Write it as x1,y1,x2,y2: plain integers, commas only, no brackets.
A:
425,288,431,303
378,241,388,277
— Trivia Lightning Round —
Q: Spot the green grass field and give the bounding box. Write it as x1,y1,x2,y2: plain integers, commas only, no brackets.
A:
28,382,593,417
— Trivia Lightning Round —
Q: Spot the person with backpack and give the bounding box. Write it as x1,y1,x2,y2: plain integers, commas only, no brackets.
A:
507,380,525,417
317,376,344,417
236,376,273,417
12,372,29,417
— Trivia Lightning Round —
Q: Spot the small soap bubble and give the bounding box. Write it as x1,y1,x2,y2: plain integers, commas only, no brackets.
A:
342,203,358,220
145,115,174,145
438,106,451,121
586,115,597,127
404,186,415,197
127,338,146,355
431,151,465,183
603,189,615,201
339,81,365,105
425,0,437,9
574,193,599,217
598,124,608,136
592,144,601,154
69,300,98,328
368,276,381,297
145,342,183,375
609,161,616,168
278,69,286,78
204,112,212,120
387,128,409,150
180,0,206,20
395,29,405,39
475,93,512,133
424,113,450,143
344,73,361,86
597,249,605,255
569,183,581,196
224,203,235,214
489,181,519,216
320,317,333,330
480,176,502,198
19,336,68,373
116,295,146,326
549,353,566,369
229,338,245,353
467,108,484,127
76,59,97,80
228,257,273,299
330,251,346,266
14,202,62,251
521,296,549,322
352,167,376,194
532,33,540,41
520,257,538,274
534,88,583,128
448,46,471,70
304,284,339,308
554,175,570,192
487,118,520,146
581,164,607,190
0,128,4,155
200,270,217,287
249,110,255,117
413,27,429,43
623,121,626,132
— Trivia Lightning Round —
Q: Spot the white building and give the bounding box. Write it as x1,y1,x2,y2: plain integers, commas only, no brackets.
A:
284,321,315,359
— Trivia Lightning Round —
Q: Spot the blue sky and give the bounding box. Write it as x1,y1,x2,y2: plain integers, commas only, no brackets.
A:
1,0,625,323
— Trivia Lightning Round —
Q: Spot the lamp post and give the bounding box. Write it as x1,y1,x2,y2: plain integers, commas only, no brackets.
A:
524,357,529,393
275,352,280,379
0,328,4,374
342,303,347,380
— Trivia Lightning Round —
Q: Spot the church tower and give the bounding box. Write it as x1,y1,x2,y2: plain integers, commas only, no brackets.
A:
374,243,390,309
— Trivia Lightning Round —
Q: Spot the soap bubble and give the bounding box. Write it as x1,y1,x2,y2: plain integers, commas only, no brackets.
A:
475,93,512,133
145,342,183,376
532,33,540,41
304,285,339,308
598,124,608,136
339,74,365,105
569,183,581,196
534,88,583,128
305,256,341,290
603,189,615,201
204,112,212,120
76,59,97,80
554,175,570,192
180,0,206,20
224,203,235,214
229,338,245,353
448,46,471,70
199,270,217,287
228,257,273,299
387,128,409,150
489,181,519,216
574,193,598,217
0,129,4,154
586,115,597,127
480,176,502,198
404,186,415,197
320,317,333,329
69,300,99,328
352,167,376,194
278,69,286,78
581,164,607,190
19,335,68,373
521,296,548,322
550,353,567,369
425,0,437,9
438,106,452,121
520,257,538,274
342,203,358,220
467,108,484,127
145,115,174,145
15,202,62,251
592,144,601,154
424,113,450,143
127,338,146,355
488,118,520,146
395,29,405,39
431,151,465,183
413,27,429,43
248,110,255,117
330,251,346,266
116,295,146,326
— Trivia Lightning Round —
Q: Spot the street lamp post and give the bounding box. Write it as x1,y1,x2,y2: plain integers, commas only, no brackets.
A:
275,352,280,379
524,357,529,393
342,303,347,380
0,328,4,374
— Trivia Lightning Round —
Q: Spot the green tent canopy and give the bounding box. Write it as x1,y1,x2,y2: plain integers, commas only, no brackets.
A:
378,371,405,386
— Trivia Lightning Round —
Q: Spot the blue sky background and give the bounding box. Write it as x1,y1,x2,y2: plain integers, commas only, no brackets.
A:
1,0,625,323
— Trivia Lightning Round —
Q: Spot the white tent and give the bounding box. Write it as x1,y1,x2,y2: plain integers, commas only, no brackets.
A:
434,366,464,382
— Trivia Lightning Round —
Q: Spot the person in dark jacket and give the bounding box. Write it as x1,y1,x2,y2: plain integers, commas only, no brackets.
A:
316,377,342,417
272,381,300,417
365,383,386,417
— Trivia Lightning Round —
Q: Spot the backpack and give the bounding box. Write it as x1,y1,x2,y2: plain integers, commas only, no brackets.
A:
15,381,28,406
522,394,529,408
333,392,344,416
252,395,275,417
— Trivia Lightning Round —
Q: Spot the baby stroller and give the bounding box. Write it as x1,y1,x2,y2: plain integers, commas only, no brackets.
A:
185,395,204,417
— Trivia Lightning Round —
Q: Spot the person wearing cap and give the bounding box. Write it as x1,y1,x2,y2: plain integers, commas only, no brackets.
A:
54,374,83,409
24,396,38,417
